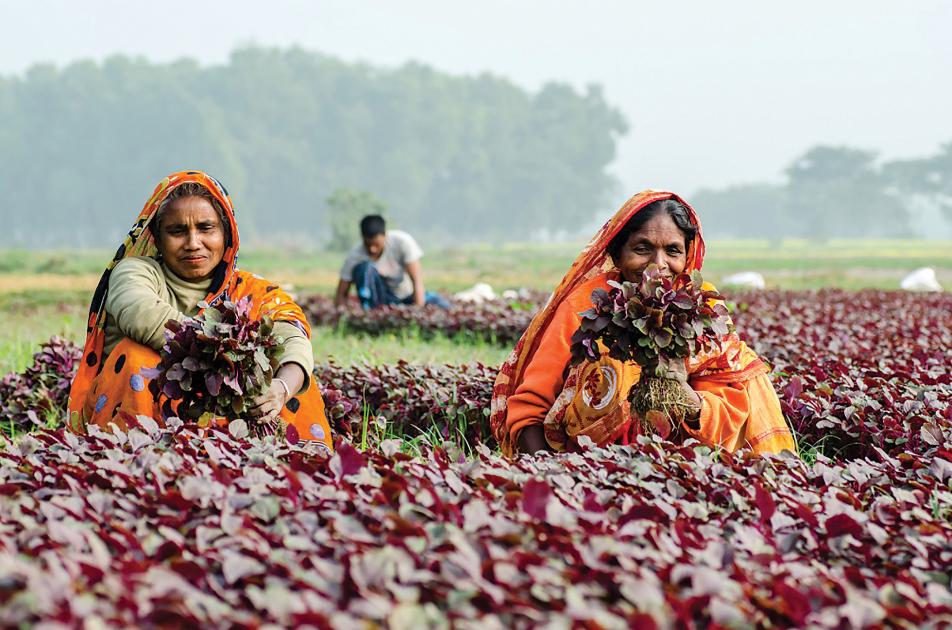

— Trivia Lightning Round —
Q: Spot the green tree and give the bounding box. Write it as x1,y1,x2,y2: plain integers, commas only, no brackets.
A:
691,184,789,244
882,142,952,225
783,146,907,241
325,188,386,252
0,47,627,246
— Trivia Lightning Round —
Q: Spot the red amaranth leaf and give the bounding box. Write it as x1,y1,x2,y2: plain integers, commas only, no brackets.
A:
285,423,300,445
825,513,864,538
332,442,366,478
522,478,551,520
754,482,776,525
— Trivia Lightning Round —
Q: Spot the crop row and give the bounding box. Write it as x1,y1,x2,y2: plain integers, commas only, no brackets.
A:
2,290,950,461
303,288,951,458
731,290,951,458
0,422,949,627
300,294,546,343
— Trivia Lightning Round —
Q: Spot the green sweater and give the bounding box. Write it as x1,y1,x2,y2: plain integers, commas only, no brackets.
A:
104,256,313,391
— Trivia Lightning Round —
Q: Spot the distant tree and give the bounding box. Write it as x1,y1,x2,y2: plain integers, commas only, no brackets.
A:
691,184,789,243
0,47,628,247
325,188,386,252
882,142,952,224
688,142,952,241
782,145,908,240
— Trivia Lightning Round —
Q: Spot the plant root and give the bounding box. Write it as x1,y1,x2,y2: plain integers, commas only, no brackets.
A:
630,376,699,440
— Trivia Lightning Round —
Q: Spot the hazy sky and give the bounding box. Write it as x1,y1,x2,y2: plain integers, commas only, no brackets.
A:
2,0,950,197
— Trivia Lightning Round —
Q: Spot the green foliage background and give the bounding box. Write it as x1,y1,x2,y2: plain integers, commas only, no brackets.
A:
325,188,387,252
0,46,628,247
3,44,948,247
693,143,952,242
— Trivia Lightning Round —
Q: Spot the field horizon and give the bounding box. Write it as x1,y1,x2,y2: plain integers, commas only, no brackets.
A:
1,239,948,374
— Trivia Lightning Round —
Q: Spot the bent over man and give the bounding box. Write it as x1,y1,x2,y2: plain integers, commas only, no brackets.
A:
334,215,449,309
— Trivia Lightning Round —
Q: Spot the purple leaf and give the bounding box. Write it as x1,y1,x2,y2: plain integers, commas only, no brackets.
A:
205,372,223,397
522,479,551,520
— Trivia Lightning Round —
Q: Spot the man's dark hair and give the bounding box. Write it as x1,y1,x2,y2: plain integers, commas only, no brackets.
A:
360,215,386,238
606,199,697,261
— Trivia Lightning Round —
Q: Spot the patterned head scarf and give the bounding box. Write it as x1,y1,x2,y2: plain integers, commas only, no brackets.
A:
490,190,708,453
68,170,241,418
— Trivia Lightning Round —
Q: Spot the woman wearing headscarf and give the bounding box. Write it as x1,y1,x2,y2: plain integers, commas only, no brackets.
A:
67,170,334,453
491,190,796,457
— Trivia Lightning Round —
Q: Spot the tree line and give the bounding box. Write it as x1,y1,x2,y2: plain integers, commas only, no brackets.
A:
692,143,952,241
0,46,628,247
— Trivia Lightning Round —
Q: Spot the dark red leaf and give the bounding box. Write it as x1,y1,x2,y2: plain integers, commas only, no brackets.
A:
522,478,551,520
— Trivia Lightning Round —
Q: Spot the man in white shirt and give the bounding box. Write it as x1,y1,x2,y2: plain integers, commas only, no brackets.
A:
334,215,450,309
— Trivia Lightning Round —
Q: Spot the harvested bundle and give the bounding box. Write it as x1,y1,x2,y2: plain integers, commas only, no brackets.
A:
570,265,730,437
142,296,284,438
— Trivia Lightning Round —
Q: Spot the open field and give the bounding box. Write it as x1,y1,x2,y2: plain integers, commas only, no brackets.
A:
1,239,948,374
1,287,950,626
1,242,951,627
1,239,950,295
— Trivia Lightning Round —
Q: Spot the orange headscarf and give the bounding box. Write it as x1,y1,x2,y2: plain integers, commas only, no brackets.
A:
67,171,311,424
490,190,769,455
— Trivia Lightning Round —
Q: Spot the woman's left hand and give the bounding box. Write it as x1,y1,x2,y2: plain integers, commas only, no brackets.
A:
657,355,703,410
249,380,289,425
248,363,306,426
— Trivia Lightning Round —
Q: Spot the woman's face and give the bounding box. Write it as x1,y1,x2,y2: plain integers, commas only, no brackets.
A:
612,211,689,283
156,195,226,281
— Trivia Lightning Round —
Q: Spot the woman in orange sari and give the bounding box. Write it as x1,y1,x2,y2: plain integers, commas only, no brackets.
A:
67,171,334,453
491,190,796,457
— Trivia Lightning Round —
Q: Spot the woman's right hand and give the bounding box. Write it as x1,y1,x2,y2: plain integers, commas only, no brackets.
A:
517,425,551,455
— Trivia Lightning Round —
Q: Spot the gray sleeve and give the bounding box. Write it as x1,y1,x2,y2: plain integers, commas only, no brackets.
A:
104,257,184,351
272,321,314,393
339,249,362,282
393,231,423,264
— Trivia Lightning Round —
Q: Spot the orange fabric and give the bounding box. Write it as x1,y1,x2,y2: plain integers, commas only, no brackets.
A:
505,272,640,448
491,190,796,457
67,170,332,452
692,374,797,454
79,339,333,452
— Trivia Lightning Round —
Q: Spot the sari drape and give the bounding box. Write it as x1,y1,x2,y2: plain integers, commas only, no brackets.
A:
67,171,333,452
490,190,796,458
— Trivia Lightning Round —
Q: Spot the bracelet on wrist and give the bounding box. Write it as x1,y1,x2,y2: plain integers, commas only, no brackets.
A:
274,377,292,400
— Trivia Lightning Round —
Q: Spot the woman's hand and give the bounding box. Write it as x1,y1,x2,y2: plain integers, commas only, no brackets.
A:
249,363,306,425
517,425,551,455
249,380,290,425
657,355,702,417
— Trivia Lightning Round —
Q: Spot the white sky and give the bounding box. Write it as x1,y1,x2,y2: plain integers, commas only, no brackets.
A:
2,0,950,197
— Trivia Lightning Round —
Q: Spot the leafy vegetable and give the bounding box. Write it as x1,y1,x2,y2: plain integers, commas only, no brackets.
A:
141,297,281,435
0,424,948,626
0,336,81,436
570,267,731,435
3,289,951,461
317,361,495,447
301,292,548,344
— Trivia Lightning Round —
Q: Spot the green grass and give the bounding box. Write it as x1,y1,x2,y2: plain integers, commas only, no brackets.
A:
314,326,508,367
0,291,88,375
3,239,950,294
0,249,108,275
2,238,949,374
356,398,484,459
0,291,508,375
